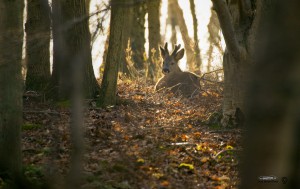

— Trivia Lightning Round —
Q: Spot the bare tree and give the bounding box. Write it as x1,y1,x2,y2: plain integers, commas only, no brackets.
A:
0,0,24,186
25,0,51,92
100,31,110,76
147,0,161,80
100,30,110,75
86,0,91,13
189,0,202,73
211,0,262,126
119,2,134,75
98,0,132,106
131,0,147,70
51,0,98,100
167,0,177,45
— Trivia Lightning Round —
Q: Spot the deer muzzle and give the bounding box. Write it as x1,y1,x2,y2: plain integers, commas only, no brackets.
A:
162,68,170,74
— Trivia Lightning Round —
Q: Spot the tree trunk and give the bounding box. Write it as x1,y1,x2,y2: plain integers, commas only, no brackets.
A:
86,0,90,13
0,0,24,184
221,49,248,127
100,31,109,76
242,1,300,188
131,0,146,70
170,0,194,71
147,0,161,81
189,0,202,73
119,1,134,75
98,0,130,106
51,0,99,100
51,0,64,99
167,0,177,45
207,8,222,72
212,0,255,126
25,0,51,92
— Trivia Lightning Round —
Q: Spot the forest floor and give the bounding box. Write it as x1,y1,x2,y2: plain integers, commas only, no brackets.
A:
22,78,242,189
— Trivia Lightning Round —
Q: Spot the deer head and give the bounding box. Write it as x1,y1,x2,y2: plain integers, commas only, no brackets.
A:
159,43,184,74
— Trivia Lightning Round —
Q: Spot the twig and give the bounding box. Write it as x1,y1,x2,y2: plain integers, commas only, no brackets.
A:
212,149,241,159
200,68,223,79
170,142,192,146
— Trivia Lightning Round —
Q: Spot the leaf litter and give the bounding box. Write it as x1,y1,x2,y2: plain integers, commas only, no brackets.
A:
22,79,242,189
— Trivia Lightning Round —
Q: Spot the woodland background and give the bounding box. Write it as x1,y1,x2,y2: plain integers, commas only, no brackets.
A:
0,0,300,189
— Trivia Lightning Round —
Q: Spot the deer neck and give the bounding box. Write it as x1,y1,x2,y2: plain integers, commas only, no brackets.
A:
172,65,183,73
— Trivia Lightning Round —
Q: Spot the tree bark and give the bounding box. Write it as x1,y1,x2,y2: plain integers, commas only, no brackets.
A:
242,1,300,188
51,0,64,99
86,0,90,13
147,0,161,81
25,0,51,92
100,31,109,76
119,1,134,75
131,0,146,70
189,0,202,72
167,0,177,45
0,0,24,184
51,0,99,100
98,0,129,106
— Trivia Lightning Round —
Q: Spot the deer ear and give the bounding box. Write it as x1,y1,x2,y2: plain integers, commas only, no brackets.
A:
175,49,184,60
160,46,165,57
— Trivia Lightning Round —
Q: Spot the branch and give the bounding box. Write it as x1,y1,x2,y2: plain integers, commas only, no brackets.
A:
200,68,223,79
211,0,241,62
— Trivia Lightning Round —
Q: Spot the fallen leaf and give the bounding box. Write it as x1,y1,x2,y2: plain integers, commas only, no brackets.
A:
179,163,194,170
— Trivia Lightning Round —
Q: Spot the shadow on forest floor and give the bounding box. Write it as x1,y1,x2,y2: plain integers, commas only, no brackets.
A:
21,79,242,189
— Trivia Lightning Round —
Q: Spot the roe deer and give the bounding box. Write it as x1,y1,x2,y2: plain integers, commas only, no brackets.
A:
155,43,200,97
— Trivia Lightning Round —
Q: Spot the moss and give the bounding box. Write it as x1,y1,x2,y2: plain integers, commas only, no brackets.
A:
55,100,71,108
111,164,128,172
209,124,223,130
22,165,46,187
22,123,43,130
205,111,223,128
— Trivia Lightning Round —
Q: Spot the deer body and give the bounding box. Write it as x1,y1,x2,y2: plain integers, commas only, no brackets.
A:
155,43,200,97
